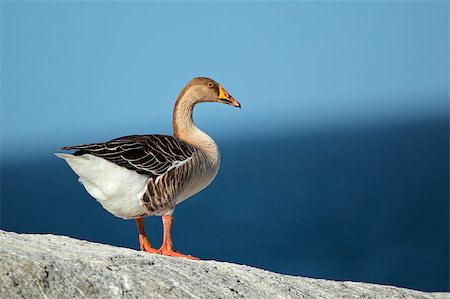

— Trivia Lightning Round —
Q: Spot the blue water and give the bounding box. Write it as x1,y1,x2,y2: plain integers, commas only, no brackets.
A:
1,117,448,292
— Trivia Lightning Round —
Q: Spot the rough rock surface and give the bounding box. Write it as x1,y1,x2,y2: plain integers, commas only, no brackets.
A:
0,230,447,299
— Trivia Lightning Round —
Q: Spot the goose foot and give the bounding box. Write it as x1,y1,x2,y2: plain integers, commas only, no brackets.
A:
139,234,158,253
157,246,199,260
158,215,199,260
136,217,158,254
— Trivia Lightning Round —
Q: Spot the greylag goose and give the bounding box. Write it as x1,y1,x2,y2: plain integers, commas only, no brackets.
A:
56,77,240,259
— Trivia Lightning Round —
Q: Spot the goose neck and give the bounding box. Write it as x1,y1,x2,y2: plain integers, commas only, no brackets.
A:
172,95,219,159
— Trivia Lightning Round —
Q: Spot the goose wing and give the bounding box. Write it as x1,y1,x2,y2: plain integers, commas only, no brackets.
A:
60,135,197,178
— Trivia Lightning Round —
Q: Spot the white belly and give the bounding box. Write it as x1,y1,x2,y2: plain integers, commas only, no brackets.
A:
56,153,148,219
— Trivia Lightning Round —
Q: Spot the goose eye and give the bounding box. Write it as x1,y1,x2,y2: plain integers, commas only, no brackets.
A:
207,82,214,88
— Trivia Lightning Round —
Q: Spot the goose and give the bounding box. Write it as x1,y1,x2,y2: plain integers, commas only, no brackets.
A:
56,77,240,259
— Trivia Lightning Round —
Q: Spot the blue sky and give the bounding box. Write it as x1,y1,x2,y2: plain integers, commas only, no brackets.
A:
1,1,448,160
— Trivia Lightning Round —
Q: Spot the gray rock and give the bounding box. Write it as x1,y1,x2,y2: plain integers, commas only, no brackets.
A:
0,230,447,299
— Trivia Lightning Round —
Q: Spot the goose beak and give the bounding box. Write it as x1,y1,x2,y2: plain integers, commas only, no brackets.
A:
218,86,241,108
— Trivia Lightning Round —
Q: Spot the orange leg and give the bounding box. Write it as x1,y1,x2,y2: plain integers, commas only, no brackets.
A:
135,217,158,253
157,215,199,260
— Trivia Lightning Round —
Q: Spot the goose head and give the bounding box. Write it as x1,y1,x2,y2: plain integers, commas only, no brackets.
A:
177,77,241,108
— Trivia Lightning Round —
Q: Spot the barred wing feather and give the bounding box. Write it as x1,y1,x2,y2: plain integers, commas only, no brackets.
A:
60,135,197,178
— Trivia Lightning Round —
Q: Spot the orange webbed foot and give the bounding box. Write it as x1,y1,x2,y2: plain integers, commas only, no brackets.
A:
157,246,199,260
158,215,199,260
136,217,158,254
139,234,158,254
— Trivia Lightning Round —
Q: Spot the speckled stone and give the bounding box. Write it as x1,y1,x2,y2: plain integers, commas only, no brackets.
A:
0,230,448,299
